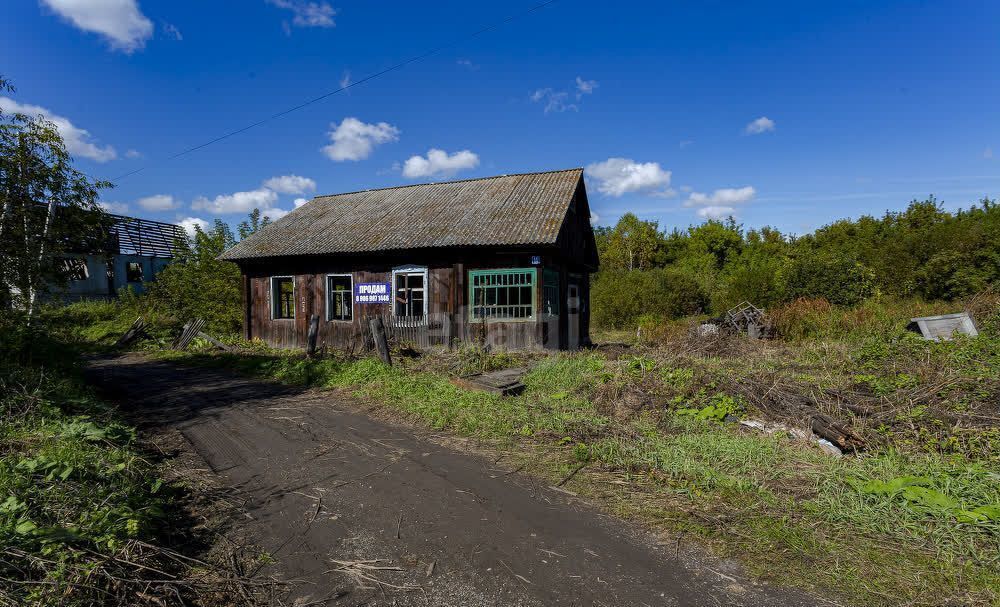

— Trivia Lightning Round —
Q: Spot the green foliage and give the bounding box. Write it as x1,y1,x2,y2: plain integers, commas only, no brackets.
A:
591,268,707,329
591,197,1000,328
594,212,664,270
0,320,178,604
676,394,744,421
142,219,242,335
0,79,114,313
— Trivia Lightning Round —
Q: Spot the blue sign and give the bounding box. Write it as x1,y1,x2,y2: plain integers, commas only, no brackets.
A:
355,282,391,304
531,255,541,265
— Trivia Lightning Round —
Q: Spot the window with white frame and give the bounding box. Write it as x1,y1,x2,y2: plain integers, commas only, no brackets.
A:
392,266,427,319
326,274,353,321
271,276,295,320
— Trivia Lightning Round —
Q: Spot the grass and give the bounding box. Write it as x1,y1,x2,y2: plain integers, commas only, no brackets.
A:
151,336,1000,606
0,319,194,606
45,295,1000,605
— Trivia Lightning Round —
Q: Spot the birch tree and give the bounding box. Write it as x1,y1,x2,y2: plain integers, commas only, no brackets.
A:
0,78,113,315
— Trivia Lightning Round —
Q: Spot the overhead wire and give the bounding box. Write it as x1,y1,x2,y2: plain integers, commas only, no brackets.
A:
109,0,559,182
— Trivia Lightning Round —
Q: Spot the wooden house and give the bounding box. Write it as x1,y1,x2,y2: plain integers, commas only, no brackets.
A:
219,168,599,350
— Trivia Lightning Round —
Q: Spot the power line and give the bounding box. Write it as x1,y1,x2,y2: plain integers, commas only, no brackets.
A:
110,0,559,182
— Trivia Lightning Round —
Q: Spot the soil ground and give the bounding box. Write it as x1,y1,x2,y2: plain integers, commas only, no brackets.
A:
85,353,822,607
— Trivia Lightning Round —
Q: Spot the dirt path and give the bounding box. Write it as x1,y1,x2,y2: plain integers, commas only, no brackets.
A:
86,354,819,607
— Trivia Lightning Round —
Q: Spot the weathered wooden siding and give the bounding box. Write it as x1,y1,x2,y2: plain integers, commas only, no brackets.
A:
241,246,592,352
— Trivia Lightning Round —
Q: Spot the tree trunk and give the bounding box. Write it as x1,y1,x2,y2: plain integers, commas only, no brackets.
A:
27,197,57,318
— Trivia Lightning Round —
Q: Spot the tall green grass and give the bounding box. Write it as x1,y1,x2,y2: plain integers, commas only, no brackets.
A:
0,319,186,606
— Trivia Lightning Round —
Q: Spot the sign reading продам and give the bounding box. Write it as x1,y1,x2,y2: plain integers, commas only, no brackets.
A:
355,282,391,304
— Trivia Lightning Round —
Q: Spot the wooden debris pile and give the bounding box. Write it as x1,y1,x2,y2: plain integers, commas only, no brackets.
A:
720,372,866,453
173,319,234,352
114,317,149,348
724,301,767,339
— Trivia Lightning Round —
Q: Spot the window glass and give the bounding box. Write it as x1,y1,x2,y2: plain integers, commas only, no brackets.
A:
469,269,536,320
394,271,425,318
62,258,89,281
126,262,143,283
543,268,560,315
272,277,295,319
327,275,353,321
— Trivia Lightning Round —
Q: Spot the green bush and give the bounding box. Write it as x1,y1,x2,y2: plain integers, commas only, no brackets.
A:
591,268,707,329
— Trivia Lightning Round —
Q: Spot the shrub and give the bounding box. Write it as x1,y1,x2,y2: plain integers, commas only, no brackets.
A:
785,253,879,306
591,269,707,329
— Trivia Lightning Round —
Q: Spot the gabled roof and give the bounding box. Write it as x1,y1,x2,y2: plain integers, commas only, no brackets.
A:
220,168,585,260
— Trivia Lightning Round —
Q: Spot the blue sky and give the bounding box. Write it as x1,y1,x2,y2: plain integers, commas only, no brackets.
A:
3,0,999,236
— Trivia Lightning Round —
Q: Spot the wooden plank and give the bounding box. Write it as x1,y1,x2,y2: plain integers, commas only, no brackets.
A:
370,317,392,365
174,318,206,350
452,367,527,396
114,317,147,348
196,331,234,352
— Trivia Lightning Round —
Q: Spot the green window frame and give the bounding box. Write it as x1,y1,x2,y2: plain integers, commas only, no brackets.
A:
469,268,536,321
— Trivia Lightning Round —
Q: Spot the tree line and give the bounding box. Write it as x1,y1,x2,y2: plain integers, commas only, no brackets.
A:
591,201,1000,329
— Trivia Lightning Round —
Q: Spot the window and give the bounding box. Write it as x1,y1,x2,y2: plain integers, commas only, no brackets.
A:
326,274,353,321
542,268,560,315
126,262,143,283
271,276,295,320
469,268,535,321
61,258,89,281
393,266,426,319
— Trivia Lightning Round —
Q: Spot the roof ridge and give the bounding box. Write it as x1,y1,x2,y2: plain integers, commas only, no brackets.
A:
311,167,583,200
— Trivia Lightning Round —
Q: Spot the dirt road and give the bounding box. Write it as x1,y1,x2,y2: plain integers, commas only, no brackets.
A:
86,354,817,606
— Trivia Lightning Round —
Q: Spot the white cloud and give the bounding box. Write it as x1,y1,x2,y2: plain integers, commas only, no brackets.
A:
339,70,351,89
125,148,141,158
697,206,737,219
267,0,336,28
0,97,116,162
685,186,756,207
530,88,576,113
263,207,292,221
575,76,598,98
40,0,153,53
456,58,478,70
293,197,310,207
136,194,180,211
177,217,209,237
585,158,672,197
679,140,694,149
192,188,278,215
745,116,775,135
263,174,316,195
162,22,182,40
590,212,600,225
401,149,479,179
98,201,129,214
322,117,400,162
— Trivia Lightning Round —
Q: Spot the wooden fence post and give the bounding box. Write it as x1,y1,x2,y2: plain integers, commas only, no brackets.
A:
306,314,320,357
369,317,392,366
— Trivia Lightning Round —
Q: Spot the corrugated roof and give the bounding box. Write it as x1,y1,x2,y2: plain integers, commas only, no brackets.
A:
220,168,584,260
